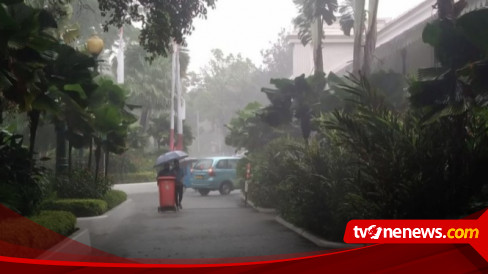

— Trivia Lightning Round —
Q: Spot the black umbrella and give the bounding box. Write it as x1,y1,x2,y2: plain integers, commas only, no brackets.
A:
154,150,189,167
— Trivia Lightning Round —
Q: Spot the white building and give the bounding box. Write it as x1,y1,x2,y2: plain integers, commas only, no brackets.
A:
289,0,488,77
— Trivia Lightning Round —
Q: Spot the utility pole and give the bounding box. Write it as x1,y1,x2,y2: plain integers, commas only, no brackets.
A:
197,111,200,154
170,42,176,151
175,44,184,151
117,27,125,84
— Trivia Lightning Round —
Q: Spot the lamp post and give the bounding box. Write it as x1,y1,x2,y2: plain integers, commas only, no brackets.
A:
56,35,104,178
86,34,104,72
86,34,104,177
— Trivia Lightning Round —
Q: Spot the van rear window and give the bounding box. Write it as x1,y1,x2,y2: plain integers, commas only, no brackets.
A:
193,159,213,170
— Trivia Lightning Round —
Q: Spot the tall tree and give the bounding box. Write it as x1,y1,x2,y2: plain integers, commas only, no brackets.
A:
187,49,264,155
261,29,293,79
98,0,216,60
293,0,338,75
362,0,379,76
339,0,379,76
352,0,365,76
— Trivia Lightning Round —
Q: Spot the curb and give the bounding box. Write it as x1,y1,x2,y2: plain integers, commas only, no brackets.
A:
275,216,363,249
240,194,362,249
37,228,91,260
77,198,134,235
240,193,277,214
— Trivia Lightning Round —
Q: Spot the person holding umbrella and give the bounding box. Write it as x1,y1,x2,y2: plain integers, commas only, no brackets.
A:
157,162,171,177
154,150,188,211
172,159,185,209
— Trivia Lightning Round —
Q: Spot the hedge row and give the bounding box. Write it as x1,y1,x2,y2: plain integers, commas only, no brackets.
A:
29,210,76,236
42,199,108,217
0,210,76,258
103,190,127,210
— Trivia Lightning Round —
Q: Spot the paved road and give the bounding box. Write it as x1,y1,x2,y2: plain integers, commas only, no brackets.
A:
89,183,324,260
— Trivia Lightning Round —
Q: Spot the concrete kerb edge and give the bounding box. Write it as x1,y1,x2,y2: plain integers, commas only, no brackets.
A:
37,228,91,260
240,193,361,249
240,193,277,214
76,198,134,235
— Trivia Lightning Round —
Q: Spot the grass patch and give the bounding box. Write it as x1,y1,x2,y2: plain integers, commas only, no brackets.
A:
103,190,127,210
42,199,108,217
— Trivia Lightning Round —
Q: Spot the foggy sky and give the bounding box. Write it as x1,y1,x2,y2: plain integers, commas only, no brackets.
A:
186,0,427,72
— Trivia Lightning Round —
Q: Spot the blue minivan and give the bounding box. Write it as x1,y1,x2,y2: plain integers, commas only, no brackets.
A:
190,156,241,196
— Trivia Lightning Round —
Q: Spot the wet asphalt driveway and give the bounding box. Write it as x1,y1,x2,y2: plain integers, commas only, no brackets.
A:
89,183,324,260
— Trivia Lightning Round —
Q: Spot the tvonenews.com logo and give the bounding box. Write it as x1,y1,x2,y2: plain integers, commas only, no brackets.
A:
343,213,488,261
353,225,479,240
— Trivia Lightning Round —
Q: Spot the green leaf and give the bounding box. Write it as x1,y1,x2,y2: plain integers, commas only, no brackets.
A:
92,105,122,133
0,4,17,29
0,0,24,5
457,8,488,52
64,84,87,99
32,94,59,113
422,21,442,48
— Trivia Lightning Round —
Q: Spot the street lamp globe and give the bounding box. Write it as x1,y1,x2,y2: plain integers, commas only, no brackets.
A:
86,34,104,56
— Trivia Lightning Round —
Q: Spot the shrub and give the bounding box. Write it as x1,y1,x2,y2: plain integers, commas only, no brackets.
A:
247,137,302,209
55,169,113,199
42,199,108,217
0,131,48,216
28,210,76,236
0,215,66,254
103,190,127,210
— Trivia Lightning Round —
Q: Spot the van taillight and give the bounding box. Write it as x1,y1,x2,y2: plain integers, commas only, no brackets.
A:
208,168,215,177
190,168,193,174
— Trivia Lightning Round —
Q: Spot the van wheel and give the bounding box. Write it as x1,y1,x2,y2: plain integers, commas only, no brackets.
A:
198,189,210,196
219,182,233,195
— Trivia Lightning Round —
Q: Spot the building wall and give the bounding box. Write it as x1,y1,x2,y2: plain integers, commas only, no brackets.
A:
290,0,488,78
290,35,354,77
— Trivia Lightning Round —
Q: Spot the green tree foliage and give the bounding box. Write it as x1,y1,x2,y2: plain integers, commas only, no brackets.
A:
0,0,58,121
0,131,48,216
260,29,293,79
188,49,266,154
225,102,298,153
410,8,488,123
261,73,334,142
293,0,338,74
98,0,216,60
124,44,188,130
147,114,194,152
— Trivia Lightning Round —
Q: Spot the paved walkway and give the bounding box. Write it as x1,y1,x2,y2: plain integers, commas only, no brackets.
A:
88,183,324,260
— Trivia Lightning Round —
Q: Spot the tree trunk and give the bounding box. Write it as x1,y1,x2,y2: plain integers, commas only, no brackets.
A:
55,120,68,177
105,150,109,178
94,141,101,181
437,0,455,20
362,0,380,77
68,141,73,173
140,107,151,131
28,110,41,161
311,17,324,75
78,148,84,169
88,138,93,170
353,0,366,76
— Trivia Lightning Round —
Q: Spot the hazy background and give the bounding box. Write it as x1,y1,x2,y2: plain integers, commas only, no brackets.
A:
186,0,426,73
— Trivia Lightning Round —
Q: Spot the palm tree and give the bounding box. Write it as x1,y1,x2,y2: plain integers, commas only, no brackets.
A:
293,0,339,75
124,45,189,131
338,0,380,76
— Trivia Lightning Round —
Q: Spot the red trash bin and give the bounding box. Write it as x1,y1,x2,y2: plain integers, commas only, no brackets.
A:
157,176,177,212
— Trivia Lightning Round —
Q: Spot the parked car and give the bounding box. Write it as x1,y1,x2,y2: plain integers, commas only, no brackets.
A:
190,156,241,196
